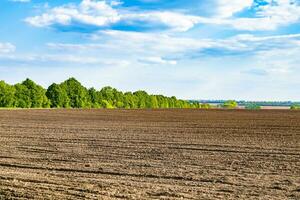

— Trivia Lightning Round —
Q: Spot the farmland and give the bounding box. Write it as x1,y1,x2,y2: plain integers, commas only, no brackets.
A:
0,109,299,199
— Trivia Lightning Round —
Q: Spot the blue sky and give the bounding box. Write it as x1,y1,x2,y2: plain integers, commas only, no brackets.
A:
0,0,300,101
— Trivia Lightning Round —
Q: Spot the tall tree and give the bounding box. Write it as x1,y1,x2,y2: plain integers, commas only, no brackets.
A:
60,78,90,108
150,95,159,109
14,83,31,108
46,83,70,108
0,81,15,107
21,79,50,108
88,87,103,108
133,91,148,108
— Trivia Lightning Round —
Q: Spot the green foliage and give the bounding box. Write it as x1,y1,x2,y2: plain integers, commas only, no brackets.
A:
150,96,159,109
0,78,198,109
13,79,50,108
60,78,90,108
291,104,300,110
100,100,114,109
88,88,101,108
0,81,15,107
46,83,70,108
222,100,238,109
133,90,148,108
14,84,30,108
200,103,212,109
245,103,261,110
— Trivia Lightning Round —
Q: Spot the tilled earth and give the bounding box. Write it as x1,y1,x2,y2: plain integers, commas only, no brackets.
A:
0,109,299,199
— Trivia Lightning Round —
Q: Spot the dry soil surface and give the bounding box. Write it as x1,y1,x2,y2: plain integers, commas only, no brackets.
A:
0,109,299,199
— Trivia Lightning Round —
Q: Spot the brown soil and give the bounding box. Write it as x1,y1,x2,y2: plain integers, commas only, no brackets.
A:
0,109,299,199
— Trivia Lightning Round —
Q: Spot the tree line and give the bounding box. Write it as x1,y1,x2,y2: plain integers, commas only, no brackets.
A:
2,78,296,110
0,78,207,109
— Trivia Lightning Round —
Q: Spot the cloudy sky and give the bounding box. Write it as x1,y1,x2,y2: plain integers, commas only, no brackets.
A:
1,0,300,101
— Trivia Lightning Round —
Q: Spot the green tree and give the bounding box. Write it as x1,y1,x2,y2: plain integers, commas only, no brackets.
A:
168,96,177,108
99,86,114,104
46,83,70,108
14,83,31,108
21,79,50,108
88,88,102,108
150,95,159,108
60,78,90,108
123,92,137,109
0,81,15,107
133,91,148,108
113,89,124,108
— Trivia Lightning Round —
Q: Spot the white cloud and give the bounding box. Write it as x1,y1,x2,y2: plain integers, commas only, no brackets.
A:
45,31,210,65
26,0,120,27
138,57,177,65
24,0,300,32
215,0,253,18
0,53,130,66
92,30,215,54
25,0,202,32
123,12,201,32
0,43,15,53
232,33,300,42
48,30,300,63
219,0,300,30
109,0,122,6
254,46,300,75
220,33,300,53
47,43,104,51
196,0,300,31
0,32,291,83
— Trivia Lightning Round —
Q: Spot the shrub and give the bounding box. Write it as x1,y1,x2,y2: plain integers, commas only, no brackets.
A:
245,103,261,110
291,104,300,110
200,103,212,109
222,100,238,109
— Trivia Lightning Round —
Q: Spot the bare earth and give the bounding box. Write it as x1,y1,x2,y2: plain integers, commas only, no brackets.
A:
0,109,299,199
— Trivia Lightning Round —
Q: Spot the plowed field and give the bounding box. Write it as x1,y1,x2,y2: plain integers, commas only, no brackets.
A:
0,109,299,199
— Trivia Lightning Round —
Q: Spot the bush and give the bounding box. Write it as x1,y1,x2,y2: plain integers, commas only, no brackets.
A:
245,103,261,110
200,103,212,109
222,100,238,109
291,104,300,110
